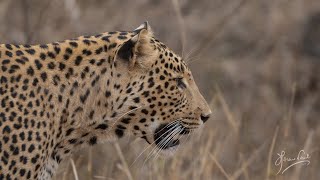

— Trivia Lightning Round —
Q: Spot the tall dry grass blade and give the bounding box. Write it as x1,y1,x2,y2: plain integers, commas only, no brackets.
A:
62,159,71,180
93,176,109,179
28,0,56,43
284,83,296,137
171,0,186,57
209,153,232,180
239,153,250,180
190,0,248,59
113,142,134,180
231,141,268,180
20,0,31,44
291,131,314,179
88,147,93,180
197,132,214,179
64,0,81,22
266,126,279,180
70,158,79,180
215,85,238,133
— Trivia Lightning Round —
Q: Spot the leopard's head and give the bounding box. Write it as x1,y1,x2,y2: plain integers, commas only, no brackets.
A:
113,22,212,152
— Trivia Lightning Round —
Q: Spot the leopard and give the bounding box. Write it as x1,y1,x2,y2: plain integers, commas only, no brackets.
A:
0,22,212,180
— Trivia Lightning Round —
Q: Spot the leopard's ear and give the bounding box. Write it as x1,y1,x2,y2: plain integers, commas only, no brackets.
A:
116,22,155,69
134,21,152,33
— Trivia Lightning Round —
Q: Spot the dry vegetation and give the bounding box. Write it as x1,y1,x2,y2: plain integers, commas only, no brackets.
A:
0,0,319,179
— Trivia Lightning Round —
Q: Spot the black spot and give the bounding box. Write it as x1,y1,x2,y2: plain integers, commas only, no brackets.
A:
26,66,34,76
95,124,108,130
118,36,127,39
5,44,13,50
54,46,61,54
63,54,70,60
11,145,19,155
150,110,157,116
89,60,95,65
8,64,20,73
47,51,55,59
69,42,78,47
95,47,103,54
142,91,150,97
80,89,90,103
133,97,140,103
47,62,55,69
32,78,39,86
15,58,26,64
111,112,117,117
3,125,11,134
121,118,131,124
96,58,106,66
5,51,13,57
66,128,74,136
40,72,47,82
25,49,35,55
82,49,92,56
20,169,26,176
164,82,169,88
160,75,165,80
83,39,90,45
89,110,94,119
89,136,97,145
40,44,48,49
2,59,10,64
16,50,24,56
58,95,63,102
105,91,111,97
68,139,77,144
40,53,46,60
34,60,43,70
101,36,110,42
75,56,83,66
28,144,35,153
59,62,66,71
115,129,124,138
19,132,25,141
65,47,73,54
141,109,149,115
126,88,132,94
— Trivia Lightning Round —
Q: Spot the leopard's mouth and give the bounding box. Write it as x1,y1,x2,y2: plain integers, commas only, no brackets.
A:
153,122,193,150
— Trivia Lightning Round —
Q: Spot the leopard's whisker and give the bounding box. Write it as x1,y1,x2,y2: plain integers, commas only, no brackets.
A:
142,124,180,166
151,128,180,161
153,127,183,160
144,124,180,162
131,122,179,167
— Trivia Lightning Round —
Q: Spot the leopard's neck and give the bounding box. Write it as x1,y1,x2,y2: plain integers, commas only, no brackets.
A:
30,32,140,177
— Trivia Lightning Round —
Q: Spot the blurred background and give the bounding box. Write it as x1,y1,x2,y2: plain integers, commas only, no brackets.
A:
0,0,319,179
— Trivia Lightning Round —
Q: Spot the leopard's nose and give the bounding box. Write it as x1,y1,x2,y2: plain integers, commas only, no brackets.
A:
200,114,211,123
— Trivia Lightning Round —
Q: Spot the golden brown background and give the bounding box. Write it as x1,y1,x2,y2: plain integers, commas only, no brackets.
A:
0,0,319,179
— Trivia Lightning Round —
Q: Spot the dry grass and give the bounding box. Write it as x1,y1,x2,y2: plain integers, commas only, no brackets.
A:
0,0,319,179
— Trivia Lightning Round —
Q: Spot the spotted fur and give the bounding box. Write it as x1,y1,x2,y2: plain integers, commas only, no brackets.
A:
0,22,211,180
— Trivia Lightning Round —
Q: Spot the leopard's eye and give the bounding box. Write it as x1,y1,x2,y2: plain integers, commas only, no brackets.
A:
175,77,186,89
